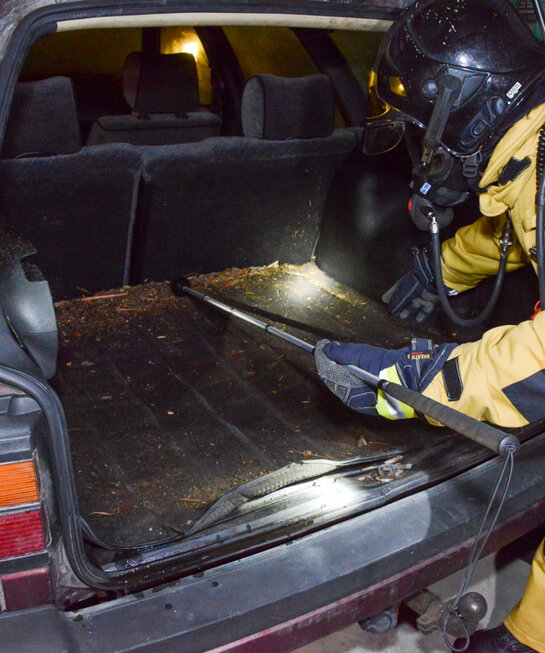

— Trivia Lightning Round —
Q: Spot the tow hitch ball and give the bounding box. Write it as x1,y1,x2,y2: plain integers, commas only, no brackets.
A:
359,589,487,636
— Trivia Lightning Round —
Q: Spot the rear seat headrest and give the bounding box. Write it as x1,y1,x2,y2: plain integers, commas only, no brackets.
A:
241,74,335,140
123,52,200,117
1,77,81,159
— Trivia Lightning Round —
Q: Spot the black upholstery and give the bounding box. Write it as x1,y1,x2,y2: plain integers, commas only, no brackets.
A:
134,75,358,282
241,74,335,140
0,145,142,300
0,72,357,297
123,52,200,116
87,52,221,146
73,77,130,142
89,112,221,147
1,77,81,158
0,77,142,299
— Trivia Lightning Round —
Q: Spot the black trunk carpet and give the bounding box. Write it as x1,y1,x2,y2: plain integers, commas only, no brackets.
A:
53,263,453,546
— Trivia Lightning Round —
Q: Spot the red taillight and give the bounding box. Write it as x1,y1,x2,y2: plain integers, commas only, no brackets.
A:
0,457,50,610
0,510,45,560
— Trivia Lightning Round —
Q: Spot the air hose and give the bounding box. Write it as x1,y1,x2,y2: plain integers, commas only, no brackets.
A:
535,124,545,307
433,122,545,326
430,214,513,327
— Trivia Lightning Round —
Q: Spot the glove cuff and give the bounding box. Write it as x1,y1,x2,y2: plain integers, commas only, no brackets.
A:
412,247,435,290
396,338,458,394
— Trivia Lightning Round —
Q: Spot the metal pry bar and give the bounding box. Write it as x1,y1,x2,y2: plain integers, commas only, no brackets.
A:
172,278,519,456
173,280,315,353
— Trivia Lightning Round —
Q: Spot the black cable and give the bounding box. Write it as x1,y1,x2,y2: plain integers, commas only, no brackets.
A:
442,447,516,651
532,0,545,42
430,216,512,327
434,125,543,643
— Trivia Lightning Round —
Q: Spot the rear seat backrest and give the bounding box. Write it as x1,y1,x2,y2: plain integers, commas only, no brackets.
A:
134,74,359,282
0,77,142,300
241,73,335,140
87,52,221,146
1,77,81,158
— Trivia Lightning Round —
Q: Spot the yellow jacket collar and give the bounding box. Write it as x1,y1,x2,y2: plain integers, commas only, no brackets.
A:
480,102,545,188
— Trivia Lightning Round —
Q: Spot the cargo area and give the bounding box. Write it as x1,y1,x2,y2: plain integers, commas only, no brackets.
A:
53,263,450,546
1,22,539,556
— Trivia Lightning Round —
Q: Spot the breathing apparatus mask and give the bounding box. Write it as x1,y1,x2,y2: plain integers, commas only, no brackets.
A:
365,0,545,329
403,70,485,232
364,72,484,232
366,0,545,231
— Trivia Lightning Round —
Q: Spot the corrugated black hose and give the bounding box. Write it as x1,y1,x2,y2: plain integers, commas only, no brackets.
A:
430,214,513,328
434,123,545,325
535,124,545,307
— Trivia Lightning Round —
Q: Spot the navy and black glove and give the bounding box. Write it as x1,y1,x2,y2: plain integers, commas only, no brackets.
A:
382,246,455,323
315,338,457,420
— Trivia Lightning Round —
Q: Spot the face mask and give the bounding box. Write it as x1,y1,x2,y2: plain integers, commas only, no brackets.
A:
413,148,471,206
409,145,484,230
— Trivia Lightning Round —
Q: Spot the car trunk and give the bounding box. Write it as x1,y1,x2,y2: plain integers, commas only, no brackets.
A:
53,262,452,546
1,19,540,573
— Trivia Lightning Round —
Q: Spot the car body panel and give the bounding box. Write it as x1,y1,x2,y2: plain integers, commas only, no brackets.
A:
2,430,545,651
0,2,544,651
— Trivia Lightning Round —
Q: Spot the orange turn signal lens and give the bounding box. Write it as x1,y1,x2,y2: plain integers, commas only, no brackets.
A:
0,461,39,507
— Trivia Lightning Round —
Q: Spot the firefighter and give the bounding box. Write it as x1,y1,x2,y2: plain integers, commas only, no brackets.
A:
315,0,545,650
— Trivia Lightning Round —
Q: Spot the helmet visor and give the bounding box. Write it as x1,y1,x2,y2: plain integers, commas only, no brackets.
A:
363,114,406,155
363,103,427,155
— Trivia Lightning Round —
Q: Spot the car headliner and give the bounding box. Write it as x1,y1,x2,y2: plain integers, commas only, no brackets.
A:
0,0,412,60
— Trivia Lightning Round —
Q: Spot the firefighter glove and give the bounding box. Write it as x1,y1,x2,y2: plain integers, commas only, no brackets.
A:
315,338,457,419
382,246,442,323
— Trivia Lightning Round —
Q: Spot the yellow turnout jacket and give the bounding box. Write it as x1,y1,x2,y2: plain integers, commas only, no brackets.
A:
423,103,545,427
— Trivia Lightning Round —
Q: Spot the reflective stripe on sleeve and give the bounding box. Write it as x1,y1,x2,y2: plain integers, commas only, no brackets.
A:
376,365,416,420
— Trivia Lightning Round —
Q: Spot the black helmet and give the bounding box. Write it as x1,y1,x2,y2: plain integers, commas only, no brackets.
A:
375,0,545,157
